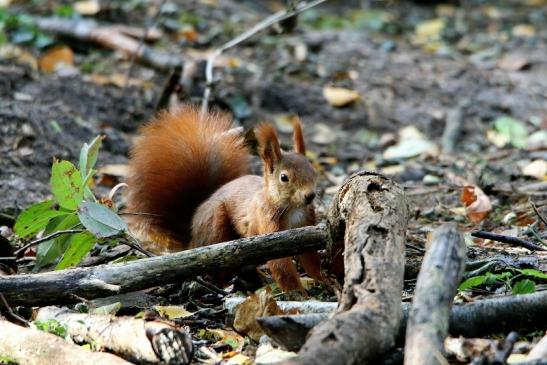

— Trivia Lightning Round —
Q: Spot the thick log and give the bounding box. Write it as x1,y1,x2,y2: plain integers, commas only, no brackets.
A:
256,291,547,352
404,224,467,365
0,225,330,306
35,307,193,364
0,319,131,365
295,171,409,364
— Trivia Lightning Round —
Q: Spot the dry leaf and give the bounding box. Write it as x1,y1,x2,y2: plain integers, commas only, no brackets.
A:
323,86,359,107
498,54,530,71
460,185,492,223
38,46,74,73
206,328,245,351
225,353,253,365
74,1,100,15
512,24,536,37
153,305,194,319
87,73,149,88
522,160,547,180
0,45,38,69
233,288,285,341
255,342,297,364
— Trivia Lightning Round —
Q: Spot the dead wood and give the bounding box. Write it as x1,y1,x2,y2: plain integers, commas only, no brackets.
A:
256,314,328,351
404,224,467,365
0,225,330,306
0,319,131,365
33,17,181,71
35,306,193,364
528,333,547,361
294,171,409,364
255,290,547,352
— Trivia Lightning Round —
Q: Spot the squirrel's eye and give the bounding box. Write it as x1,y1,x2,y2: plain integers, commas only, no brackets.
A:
280,173,289,183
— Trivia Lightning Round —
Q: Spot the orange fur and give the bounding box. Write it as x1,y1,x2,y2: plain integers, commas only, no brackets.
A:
125,105,323,293
125,105,250,251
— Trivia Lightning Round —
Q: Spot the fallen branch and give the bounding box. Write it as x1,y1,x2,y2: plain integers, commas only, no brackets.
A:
294,172,409,364
0,225,329,306
35,306,193,364
405,224,467,365
528,332,547,361
200,0,328,114
471,230,546,251
33,17,181,71
255,291,547,351
0,319,131,365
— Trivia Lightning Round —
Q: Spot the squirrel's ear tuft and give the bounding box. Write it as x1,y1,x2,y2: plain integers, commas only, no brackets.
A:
292,116,306,155
256,122,281,174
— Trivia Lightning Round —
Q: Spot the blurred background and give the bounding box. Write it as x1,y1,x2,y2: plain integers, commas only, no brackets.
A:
0,0,546,235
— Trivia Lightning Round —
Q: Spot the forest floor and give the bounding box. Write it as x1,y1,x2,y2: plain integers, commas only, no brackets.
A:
0,0,546,363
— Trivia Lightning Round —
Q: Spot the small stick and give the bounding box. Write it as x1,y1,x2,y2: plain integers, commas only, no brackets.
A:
195,276,229,296
530,200,547,227
0,293,29,326
200,0,328,115
471,230,546,252
14,229,85,256
124,0,167,89
155,64,183,112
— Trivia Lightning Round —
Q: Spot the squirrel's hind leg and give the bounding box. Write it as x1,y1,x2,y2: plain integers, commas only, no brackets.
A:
190,201,238,248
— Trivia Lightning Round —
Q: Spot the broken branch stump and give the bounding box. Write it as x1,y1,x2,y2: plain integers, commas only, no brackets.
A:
295,171,409,364
404,224,467,365
0,319,131,365
36,307,193,364
0,225,330,306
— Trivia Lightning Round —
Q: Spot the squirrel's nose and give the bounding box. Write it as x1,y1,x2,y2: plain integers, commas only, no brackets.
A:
305,192,316,205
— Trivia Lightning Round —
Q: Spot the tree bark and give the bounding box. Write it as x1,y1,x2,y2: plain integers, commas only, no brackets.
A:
0,225,330,306
0,319,131,365
294,171,409,364
35,307,193,364
255,291,547,352
404,224,467,365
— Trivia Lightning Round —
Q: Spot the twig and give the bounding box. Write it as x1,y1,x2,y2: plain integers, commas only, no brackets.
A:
195,276,229,296
530,200,547,227
405,243,425,253
471,230,546,252
0,293,29,326
492,331,519,364
124,0,167,89
155,64,183,112
118,211,163,218
14,229,85,256
124,234,155,257
200,0,328,116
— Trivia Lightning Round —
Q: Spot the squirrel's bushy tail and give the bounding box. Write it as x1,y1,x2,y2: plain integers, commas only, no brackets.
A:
125,105,250,252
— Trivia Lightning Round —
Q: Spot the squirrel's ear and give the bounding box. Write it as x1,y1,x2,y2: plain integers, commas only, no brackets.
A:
292,116,306,155
256,123,281,174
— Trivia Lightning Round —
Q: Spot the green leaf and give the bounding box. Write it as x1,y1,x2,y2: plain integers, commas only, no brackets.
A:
14,200,69,238
50,160,84,210
33,319,67,337
35,214,80,270
91,302,122,316
77,202,127,238
56,232,96,270
518,269,547,280
79,135,104,178
494,116,528,148
458,275,487,291
512,279,536,295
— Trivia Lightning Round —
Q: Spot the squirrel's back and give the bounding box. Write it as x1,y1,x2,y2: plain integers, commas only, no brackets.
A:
125,105,251,251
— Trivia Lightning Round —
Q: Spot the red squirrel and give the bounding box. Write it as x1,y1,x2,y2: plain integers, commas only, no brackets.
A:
125,105,322,294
